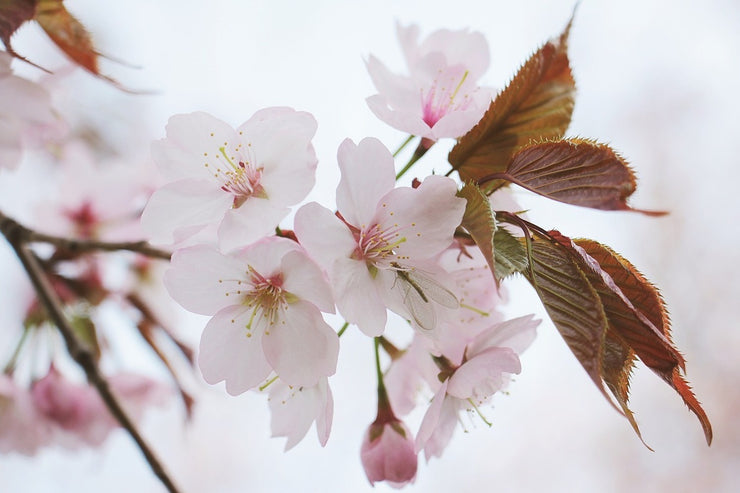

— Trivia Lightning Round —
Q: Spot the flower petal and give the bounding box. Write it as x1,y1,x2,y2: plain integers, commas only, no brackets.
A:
198,305,271,395
261,301,339,387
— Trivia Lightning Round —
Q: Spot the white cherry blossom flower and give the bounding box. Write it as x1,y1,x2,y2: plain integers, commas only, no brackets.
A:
142,108,318,251
165,237,338,394
295,137,466,337
366,24,493,141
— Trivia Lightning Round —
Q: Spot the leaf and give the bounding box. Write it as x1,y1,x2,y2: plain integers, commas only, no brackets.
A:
0,0,42,67
457,183,528,282
69,313,101,361
458,182,497,278
571,237,712,445
492,224,528,281
521,233,617,410
449,15,575,184
33,0,132,90
493,138,665,215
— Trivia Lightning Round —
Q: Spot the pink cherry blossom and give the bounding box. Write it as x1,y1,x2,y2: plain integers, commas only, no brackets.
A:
361,419,418,488
0,374,50,455
142,108,318,251
415,315,539,459
267,376,333,450
34,140,153,241
366,24,493,141
165,236,338,394
295,137,466,336
0,52,58,170
30,367,170,450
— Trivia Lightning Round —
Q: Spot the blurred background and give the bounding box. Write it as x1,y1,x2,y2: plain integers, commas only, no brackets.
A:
0,0,738,491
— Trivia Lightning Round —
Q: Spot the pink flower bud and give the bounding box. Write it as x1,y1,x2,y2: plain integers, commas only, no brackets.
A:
360,419,417,488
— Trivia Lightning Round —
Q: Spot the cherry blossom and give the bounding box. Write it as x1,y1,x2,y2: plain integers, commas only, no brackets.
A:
0,374,50,455
267,376,333,450
164,237,339,394
30,366,170,450
0,51,58,170
415,315,539,459
361,419,418,488
141,108,318,251
295,137,466,336
366,24,493,141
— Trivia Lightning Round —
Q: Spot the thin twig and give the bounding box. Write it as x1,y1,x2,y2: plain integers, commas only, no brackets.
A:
0,215,181,493
0,211,172,260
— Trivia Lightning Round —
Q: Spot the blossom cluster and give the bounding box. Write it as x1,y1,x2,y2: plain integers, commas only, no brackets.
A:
139,24,539,486
0,20,540,489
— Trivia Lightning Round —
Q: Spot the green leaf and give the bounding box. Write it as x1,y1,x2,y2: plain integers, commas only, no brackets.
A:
449,15,575,185
492,224,528,281
458,182,497,278
69,313,100,361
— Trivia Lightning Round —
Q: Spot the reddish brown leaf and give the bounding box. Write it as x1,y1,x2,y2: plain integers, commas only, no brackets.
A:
449,15,575,184
520,234,618,412
0,0,43,68
458,182,497,278
490,139,665,215
571,237,712,445
33,0,132,90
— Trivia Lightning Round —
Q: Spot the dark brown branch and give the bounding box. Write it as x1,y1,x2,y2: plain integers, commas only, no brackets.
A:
0,211,172,260
0,214,181,493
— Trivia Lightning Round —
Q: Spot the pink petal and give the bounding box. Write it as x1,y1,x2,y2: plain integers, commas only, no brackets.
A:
333,256,388,337
261,301,339,387
466,314,540,357
294,202,357,269
217,198,290,252
140,179,232,245
152,112,238,181
336,138,396,228
280,250,335,314
164,245,246,315
414,380,448,454
198,305,272,395
447,347,520,400
376,175,465,260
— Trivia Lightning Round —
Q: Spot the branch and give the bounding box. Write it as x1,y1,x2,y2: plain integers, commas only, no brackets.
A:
0,211,172,260
0,216,181,493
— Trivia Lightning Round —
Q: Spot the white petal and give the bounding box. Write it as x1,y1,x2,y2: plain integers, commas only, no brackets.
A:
217,199,289,252
281,250,335,314
447,347,520,400
261,301,339,387
165,245,248,315
376,175,465,260
152,112,238,181
333,257,388,337
140,179,232,245
336,138,396,228
198,306,271,395
294,202,357,270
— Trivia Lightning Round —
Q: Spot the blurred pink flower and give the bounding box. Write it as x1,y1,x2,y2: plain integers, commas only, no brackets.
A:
366,24,493,141
0,374,50,455
30,366,170,450
0,52,58,170
142,108,318,252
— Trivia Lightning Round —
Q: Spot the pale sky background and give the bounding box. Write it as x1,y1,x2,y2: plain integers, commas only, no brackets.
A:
1,0,739,492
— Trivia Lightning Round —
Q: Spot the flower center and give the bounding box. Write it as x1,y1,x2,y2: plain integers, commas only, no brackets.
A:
206,141,267,208
219,266,287,338
420,68,471,128
353,223,407,268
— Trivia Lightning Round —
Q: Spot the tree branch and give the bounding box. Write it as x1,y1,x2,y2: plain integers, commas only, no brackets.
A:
0,214,181,493
0,211,172,260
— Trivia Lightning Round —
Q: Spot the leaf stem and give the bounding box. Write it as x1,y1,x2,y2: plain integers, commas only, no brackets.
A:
337,321,349,337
